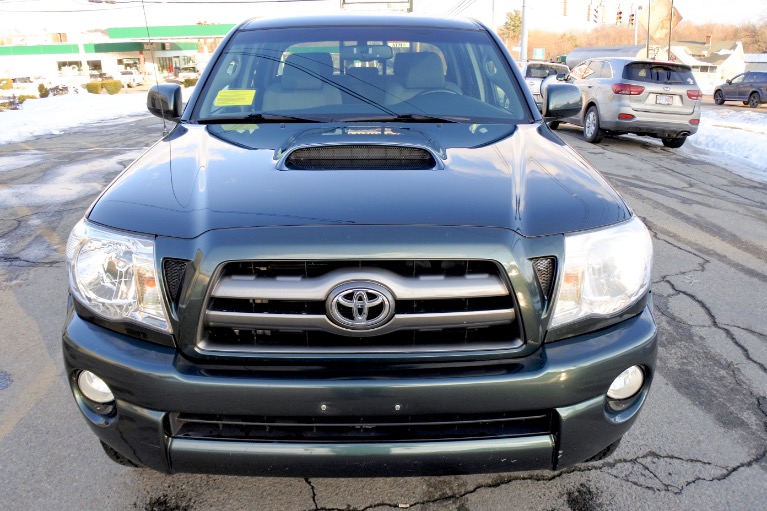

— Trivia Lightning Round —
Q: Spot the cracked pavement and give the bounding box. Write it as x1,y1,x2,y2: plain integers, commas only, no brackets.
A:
1,116,766,510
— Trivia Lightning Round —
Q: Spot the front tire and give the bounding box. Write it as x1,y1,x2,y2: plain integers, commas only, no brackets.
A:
748,92,761,108
583,106,603,143
585,438,622,463
548,120,560,130
100,441,139,467
713,90,725,105
662,136,687,148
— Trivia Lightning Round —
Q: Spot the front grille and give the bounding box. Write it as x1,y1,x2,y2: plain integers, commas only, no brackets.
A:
200,260,522,355
532,257,556,299
284,145,437,170
169,410,552,443
163,258,189,305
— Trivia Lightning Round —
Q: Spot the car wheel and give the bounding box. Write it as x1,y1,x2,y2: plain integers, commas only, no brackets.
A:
661,136,687,148
713,90,725,105
585,438,622,463
583,106,603,143
748,92,761,108
548,121,560,130
100,441,139,467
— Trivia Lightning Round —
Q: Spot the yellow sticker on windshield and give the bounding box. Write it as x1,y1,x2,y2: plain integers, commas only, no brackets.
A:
213,89,256,107
222,124,259,133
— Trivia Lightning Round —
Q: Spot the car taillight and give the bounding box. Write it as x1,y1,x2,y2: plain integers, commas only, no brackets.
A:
689,119,700,125
612,83,645,95
687,89,702,100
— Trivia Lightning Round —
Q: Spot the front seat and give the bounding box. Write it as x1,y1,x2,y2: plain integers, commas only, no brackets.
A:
385,51,458,104
262,53,341,110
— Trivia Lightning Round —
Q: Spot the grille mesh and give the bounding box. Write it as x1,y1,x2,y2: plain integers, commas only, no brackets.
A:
532,257,556,299
285,145,436,170
163,258,189,305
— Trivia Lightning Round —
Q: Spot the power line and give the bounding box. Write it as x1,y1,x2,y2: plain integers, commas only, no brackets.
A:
0,0,332,11
452,0,478,16
446,0,472,16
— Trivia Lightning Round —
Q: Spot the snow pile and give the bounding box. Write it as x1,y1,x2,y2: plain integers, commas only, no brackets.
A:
684,108,767,182
0,91,149,144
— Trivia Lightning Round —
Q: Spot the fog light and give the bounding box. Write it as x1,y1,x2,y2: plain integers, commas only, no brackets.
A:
607,366,644,400
77,371,114,404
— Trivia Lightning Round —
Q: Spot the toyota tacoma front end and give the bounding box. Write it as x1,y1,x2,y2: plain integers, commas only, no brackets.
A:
63,14,656,476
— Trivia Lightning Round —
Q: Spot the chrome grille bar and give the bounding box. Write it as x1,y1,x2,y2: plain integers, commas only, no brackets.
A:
205,308,515,337
212,267,507,301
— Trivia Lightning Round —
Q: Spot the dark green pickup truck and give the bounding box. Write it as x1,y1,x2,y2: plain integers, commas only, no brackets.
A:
63,13,656,476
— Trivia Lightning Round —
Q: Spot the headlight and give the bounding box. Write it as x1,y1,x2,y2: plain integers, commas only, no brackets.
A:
550,216,652,329
66,219,170,332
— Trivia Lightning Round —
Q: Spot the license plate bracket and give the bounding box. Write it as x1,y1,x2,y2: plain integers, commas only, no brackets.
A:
656,94,673,105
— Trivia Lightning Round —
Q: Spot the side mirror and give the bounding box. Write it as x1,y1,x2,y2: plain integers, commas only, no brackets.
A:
541,82,582,120
147,84,182,122
726,79,732,84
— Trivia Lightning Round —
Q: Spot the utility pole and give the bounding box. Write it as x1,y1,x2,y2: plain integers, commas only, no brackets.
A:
667,0,674,60
646,0,651,58
634,5,642,45
519,0,528,62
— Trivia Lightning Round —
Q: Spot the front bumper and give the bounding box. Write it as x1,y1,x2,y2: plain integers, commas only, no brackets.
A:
63,305,657,476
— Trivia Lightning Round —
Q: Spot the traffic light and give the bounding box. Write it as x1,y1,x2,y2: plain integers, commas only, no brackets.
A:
616,10,622,25
629,13,635,27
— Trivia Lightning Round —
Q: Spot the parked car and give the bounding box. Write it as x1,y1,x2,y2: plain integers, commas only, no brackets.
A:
175,65,199,81
10,76,43,95
713,71,767,108
89,72,114,82
119,69,144,88
520,61,570,107
64,13,656,477
555,57,702,148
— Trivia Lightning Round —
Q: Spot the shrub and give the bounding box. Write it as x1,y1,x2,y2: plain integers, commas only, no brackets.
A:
85,82,102,94
17,95,36,104
102,80,123,95
183,78,198,88
0,78,12,90
38,83,50,98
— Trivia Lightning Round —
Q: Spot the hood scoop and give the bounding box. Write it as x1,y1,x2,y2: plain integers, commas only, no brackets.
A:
283,144,438,171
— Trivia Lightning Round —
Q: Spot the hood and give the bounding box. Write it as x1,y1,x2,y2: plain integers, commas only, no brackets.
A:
87,122,629,239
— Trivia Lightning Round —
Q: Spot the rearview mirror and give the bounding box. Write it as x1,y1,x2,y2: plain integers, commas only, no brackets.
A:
340,44,393,61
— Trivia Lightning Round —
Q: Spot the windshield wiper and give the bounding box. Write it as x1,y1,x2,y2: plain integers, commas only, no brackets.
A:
196,113,324,124
338,113,464,123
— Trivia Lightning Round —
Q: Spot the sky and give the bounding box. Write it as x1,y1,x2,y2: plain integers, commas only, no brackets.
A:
1,0,766,35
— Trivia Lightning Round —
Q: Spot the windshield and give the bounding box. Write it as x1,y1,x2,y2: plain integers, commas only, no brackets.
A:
194,26,530,124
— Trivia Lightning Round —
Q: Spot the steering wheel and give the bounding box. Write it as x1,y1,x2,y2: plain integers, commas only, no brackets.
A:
412,88,459,98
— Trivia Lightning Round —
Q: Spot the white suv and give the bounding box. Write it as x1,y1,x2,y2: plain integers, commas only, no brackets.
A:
120,70,143,88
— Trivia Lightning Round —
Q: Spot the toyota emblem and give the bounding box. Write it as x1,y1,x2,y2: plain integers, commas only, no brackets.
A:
327,282,394,330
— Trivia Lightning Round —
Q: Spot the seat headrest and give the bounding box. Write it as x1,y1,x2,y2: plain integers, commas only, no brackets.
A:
393,52,419,78
347,66,379,81
402,52,445,89
282,53,329,90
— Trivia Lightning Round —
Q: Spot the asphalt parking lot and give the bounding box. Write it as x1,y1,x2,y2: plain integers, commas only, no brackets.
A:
0,110,766,510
